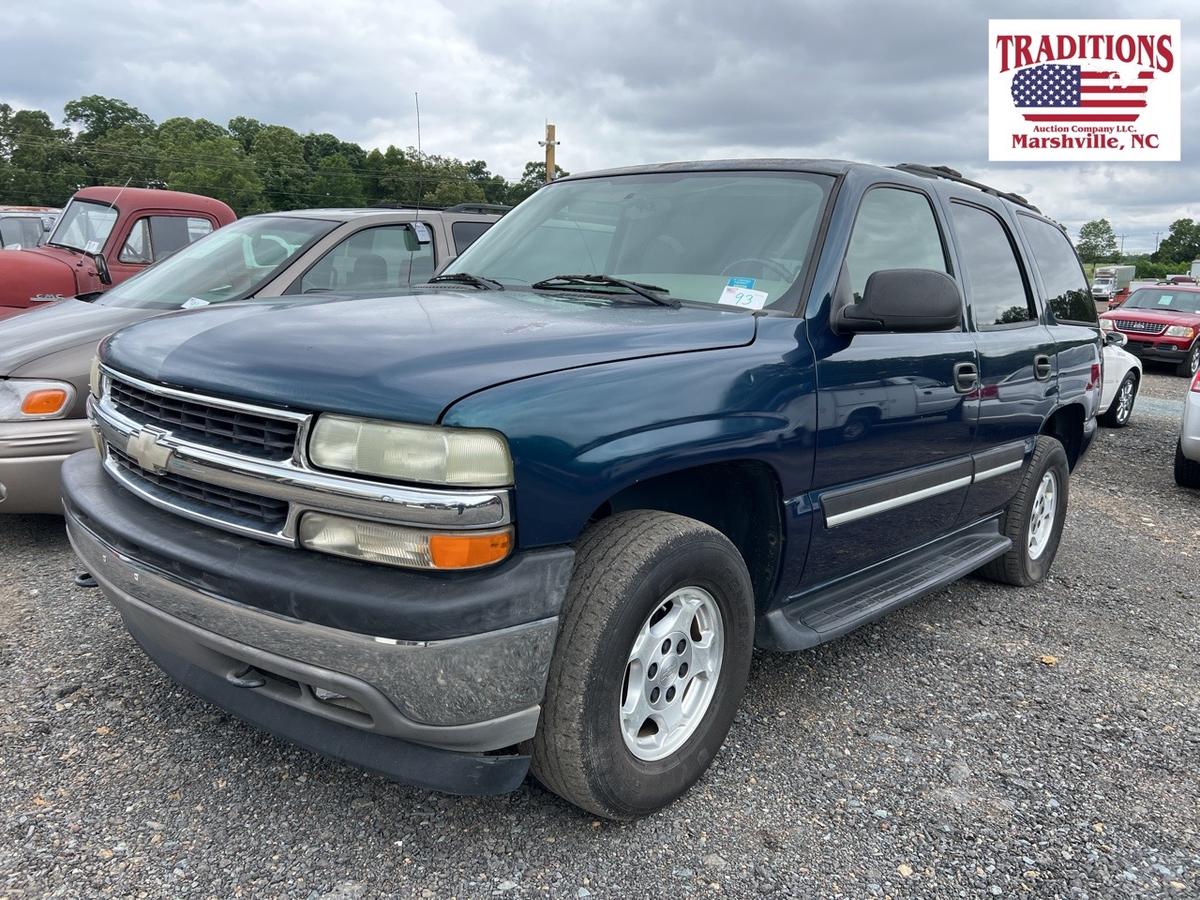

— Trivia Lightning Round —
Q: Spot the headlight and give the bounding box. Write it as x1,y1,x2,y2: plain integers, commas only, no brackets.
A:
0,378,77,421
308,414,512,487
1165,325,1195,339
299,512,513,569
1099,319,1114,331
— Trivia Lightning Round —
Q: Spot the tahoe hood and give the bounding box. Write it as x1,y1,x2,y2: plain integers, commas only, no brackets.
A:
103,291,758,424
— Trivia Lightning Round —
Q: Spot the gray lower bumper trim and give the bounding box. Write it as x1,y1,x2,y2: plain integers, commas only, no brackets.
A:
67,513,556,752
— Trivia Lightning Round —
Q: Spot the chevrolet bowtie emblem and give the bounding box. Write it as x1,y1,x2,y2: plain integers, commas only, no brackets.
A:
126,429,174,475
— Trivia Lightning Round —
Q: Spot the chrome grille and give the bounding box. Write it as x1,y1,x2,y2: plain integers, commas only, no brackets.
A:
1114,319,1166,335
109,445,289,530
109,377,299,460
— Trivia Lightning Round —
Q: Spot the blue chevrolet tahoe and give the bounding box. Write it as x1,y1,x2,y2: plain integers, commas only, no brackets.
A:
62,160,1103,818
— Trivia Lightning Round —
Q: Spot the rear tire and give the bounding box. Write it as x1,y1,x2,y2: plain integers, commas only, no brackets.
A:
1175,440,1200,489
979,436,1070,587
1098,372,1138,427
532,510,754,819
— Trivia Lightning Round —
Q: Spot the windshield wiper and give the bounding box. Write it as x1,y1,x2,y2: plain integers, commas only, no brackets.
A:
530,274,679,308
426,272,505,291
46,241,83,254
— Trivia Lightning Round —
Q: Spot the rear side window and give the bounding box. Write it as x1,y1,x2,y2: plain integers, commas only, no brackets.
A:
1017,215,1097,324
119,215,214,264
950,203,1036,328
845,187,948,301
451,221,492,254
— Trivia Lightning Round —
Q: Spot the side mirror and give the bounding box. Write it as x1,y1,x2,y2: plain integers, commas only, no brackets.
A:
1104,329,1128,347
92,253,112,286
835,268,962,334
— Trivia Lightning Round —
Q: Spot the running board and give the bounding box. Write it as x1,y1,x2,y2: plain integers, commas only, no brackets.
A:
756,518,1011,651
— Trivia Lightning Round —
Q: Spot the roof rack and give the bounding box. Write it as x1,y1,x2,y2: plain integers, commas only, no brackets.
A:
893,164,1041,214
443,202,512,215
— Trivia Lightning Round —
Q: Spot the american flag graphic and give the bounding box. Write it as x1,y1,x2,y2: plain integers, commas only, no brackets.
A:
1011,64,1151,123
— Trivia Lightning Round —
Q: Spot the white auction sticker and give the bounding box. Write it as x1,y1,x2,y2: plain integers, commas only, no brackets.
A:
718,284,768,310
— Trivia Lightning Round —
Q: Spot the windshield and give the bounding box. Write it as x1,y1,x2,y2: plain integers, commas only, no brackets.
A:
95,216,337,310
445,170,833,312
1121,289,1200,315
48,199,119,252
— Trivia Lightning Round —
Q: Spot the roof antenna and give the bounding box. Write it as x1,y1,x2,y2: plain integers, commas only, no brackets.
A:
106,176,133,211
413,91,423,215
406,91,426,283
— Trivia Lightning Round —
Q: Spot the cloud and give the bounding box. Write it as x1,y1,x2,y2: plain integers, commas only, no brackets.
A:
1,0,1194,251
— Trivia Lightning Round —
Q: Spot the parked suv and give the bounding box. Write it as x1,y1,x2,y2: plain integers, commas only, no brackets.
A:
1099,285,1200,377
0,204,503,514
63,160,1101,818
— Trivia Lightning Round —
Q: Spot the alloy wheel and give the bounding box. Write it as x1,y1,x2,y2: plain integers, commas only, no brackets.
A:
1027,471,1058,561
620,586,724,761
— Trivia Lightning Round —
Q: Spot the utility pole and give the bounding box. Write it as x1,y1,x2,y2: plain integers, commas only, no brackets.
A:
1154,232,1162,253
1117,233,1126,257
539,123,559,184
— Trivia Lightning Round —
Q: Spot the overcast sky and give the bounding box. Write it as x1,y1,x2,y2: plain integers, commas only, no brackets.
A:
2,0,1195,252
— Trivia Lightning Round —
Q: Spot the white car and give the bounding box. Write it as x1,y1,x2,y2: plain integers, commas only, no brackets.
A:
1099,333,1142,427
1175,369,1200,487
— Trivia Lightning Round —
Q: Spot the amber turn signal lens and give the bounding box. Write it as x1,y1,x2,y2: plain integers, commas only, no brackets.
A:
429,529,513,569
20,388,69,416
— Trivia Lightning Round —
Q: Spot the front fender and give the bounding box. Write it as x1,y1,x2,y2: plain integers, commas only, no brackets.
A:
440,316,818,548
0,249,79,311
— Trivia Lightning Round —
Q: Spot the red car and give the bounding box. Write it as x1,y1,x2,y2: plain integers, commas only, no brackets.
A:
0,186,236,319
1099,285,1200,377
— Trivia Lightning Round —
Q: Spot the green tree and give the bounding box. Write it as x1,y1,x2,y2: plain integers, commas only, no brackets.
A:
227,116,264,154
0,104,85,204
310,154,365,207
250,124,308,209
154,119,263,213
80,124,160,187
1076,218,1118,264
1153,218,1200,265
508,160,569,204
421,178,485,208
64,95,153,142
465,159,514,205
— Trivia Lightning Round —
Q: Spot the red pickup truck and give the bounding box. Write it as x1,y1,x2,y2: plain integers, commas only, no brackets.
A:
0,186,236,319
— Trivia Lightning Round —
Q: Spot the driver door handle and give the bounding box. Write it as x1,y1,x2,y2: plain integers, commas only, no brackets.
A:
1034,354,1053,381
953,361,978,393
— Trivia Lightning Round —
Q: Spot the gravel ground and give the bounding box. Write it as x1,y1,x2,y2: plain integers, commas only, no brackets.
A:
2,370,1198,899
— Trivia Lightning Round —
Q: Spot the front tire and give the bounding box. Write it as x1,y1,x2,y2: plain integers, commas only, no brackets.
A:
1099,371,1138,427
1178,342,1200,378
1175,440,1200,488
979,436,1070,587
532,511,754,819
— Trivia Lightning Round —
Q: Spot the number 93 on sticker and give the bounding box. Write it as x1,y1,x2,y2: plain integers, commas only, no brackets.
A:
718,282,768,310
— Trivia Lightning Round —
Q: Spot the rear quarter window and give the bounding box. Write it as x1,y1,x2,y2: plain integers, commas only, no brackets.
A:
1017,215,1097,324
451,220,493,254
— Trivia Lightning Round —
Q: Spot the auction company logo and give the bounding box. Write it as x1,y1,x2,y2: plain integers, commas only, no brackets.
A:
988,19,1180,161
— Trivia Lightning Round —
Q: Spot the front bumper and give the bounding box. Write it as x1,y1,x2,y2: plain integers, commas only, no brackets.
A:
1120,336,1194,364
62,450,575,794
0,417,92,513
